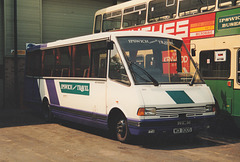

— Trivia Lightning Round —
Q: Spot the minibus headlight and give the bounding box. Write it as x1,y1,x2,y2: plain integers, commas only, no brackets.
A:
145,107,157,116
137,107,156,116
206,105,215,112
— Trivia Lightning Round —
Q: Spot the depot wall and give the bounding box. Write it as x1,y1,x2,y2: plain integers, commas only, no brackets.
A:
1,0,127,109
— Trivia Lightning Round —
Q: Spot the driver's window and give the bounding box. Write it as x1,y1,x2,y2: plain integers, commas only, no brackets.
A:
109,45,130,85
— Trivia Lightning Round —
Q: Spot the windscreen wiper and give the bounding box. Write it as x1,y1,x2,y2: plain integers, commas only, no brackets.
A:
130,61,159,86
189,70,197,86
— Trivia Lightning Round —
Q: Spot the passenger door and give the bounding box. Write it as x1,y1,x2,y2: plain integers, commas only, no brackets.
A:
90,41,108,121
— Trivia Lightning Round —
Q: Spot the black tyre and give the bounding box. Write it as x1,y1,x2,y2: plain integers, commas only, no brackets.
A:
42,99,53,122
115,115,131,143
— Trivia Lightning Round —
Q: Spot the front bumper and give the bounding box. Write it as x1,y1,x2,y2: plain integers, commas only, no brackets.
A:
128,116,215,136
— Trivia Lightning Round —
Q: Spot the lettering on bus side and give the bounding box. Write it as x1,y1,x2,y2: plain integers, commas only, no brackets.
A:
59,82,90,96
125,13,215,39
218,13,240,30
128,19,189,38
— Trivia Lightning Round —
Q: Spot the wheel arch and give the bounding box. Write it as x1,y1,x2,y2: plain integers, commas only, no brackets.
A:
42,96,49,104
107,107,126,130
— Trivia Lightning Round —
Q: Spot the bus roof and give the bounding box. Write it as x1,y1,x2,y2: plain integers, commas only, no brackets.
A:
27,31,182,52
95,0,151,16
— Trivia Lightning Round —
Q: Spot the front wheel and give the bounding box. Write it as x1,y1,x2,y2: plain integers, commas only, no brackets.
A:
115,116,131,143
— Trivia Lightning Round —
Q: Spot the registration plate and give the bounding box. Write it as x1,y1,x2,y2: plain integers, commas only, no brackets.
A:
173,127,192,134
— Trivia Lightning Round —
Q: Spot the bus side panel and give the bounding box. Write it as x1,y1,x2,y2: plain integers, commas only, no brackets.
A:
191,35,240,128
46,79,60,106
45,79,108,129
51,105,109,130
205,80,233,114
24,77,42,109
108,82,144,117
233,89,240,128
53,79,107,115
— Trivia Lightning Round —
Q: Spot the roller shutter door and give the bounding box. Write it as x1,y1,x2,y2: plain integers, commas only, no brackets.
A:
42,0,112,43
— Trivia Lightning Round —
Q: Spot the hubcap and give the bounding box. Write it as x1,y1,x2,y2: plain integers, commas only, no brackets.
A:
117,119,126,138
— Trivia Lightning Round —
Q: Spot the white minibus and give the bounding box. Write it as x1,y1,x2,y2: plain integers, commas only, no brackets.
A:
24,31,215,142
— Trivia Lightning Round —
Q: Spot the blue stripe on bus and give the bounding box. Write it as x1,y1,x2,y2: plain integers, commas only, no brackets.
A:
46,79,60,105
50,105,108,130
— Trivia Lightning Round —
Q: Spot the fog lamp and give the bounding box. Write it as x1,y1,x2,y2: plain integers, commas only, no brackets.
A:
206,105,214,112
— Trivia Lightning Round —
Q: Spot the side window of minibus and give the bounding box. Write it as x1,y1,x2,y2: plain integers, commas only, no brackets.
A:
54,47,71,77
109,44,130,85
42,50,55,77
26,51,41,76
73,44,90,77
91,41,108,78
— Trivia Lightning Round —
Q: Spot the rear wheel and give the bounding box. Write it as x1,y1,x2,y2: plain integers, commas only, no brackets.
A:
42,99,53,122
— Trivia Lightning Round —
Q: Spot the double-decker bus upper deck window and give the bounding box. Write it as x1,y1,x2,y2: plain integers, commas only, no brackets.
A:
237,0,240,6
199,49,231,79
103,10,121,32
94,15,102,33
179,0,216,17
123,4,146,28
218,0,237,8
148,0,177,22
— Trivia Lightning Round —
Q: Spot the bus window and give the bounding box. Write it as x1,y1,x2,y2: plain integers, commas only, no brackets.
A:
123,4,146,28
73,44,90,77
54,47,71,77
237,50,240,83
199,49,231,78
90,41,108,78
26,51,42,76
148,0,177,22
118,36,197,84
109,44,130,85
179,0,215,16
237,0,240,6
94,15,102,33
218,0,235,8
103,10,121,32
42,50,55,77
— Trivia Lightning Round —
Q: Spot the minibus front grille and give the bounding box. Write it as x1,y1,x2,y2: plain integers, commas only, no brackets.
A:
156,107,206,118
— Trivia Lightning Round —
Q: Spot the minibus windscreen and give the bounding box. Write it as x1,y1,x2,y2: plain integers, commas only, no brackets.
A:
117,36,203,84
